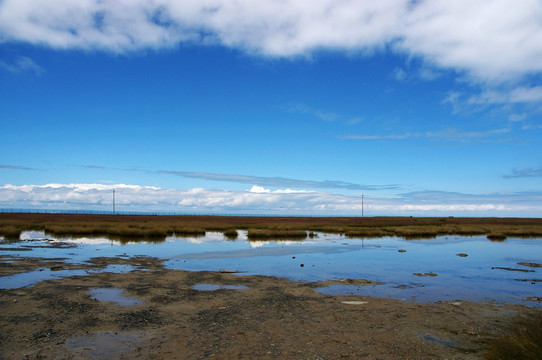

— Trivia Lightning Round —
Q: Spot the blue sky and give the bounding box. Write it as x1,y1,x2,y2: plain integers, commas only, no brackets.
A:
1,0,541,216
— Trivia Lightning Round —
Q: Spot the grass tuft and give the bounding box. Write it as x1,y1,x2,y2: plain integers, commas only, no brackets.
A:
485,312,542,360
487,234,507,241
223,229,238,239
0,225,23,240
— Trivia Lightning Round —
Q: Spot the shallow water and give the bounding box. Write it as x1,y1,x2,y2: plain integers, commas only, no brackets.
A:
0,264,137,290
66,332,138,358
1,231,541,306
193,283,248,291
89,288,142,306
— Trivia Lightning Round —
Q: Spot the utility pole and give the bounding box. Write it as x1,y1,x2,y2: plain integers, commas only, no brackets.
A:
361,194,365,217
113,190,116,215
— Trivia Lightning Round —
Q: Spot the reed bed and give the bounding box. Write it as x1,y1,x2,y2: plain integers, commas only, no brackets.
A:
1,213,542,241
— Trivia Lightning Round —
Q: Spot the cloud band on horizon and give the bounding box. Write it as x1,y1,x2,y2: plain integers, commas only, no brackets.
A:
1,183,540,217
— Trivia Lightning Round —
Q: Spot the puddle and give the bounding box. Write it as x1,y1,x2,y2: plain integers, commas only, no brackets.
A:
66,332,138,359
0,264,138,289
420,333,458,348
89,288,142,306
193,283,248,291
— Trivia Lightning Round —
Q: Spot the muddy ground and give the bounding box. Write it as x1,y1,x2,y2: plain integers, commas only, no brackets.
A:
0,255,540,360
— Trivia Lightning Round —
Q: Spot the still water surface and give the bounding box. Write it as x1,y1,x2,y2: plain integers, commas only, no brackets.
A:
1,231,540,306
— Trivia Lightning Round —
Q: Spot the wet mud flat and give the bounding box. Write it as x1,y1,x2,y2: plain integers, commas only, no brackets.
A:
1,256,540,359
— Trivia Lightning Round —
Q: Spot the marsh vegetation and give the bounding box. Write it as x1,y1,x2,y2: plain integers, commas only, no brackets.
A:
1,213,542,241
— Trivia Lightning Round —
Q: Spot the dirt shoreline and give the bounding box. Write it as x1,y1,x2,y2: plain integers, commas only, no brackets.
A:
1,255,540,359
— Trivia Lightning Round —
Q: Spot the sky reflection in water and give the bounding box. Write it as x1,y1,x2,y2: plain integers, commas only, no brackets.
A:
1,231,541,306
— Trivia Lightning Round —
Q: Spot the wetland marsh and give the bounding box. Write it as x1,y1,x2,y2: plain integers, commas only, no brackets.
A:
1,213,541,359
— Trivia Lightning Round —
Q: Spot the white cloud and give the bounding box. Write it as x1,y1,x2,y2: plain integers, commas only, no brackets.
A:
0,56,44,75
508,113,528,122
1,183,541,216
249,185,270,193
393,67,407,82
398,0,542,83
340,127,510,142
286,103,365,126
468,86,542,105
1,0,541,84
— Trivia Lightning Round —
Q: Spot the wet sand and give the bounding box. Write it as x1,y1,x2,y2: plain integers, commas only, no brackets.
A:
1,255,540,359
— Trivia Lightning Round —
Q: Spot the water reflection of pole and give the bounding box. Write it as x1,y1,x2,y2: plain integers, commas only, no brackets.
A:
113,190,116,215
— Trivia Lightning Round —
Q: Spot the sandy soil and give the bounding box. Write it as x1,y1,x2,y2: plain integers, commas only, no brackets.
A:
1,255,540,360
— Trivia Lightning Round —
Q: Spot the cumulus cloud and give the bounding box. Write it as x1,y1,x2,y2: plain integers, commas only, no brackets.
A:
398,0,542,83
0,183,364,214
1,183,541,216
1,0,541,84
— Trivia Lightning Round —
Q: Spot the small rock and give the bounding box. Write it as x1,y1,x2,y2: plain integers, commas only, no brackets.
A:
341,301,368,305
300,264,304,267
456,253,468,257
398,249,407,253
451,301,462,307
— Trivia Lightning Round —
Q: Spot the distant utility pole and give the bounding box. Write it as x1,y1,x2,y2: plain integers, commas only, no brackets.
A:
361,194,365,217
113,190,116,215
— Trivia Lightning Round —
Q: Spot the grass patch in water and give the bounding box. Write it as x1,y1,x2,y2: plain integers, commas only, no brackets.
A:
0,225,23,240
222,229,238,239
247,229,307,240
487,234,507,241
485,312,542,360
